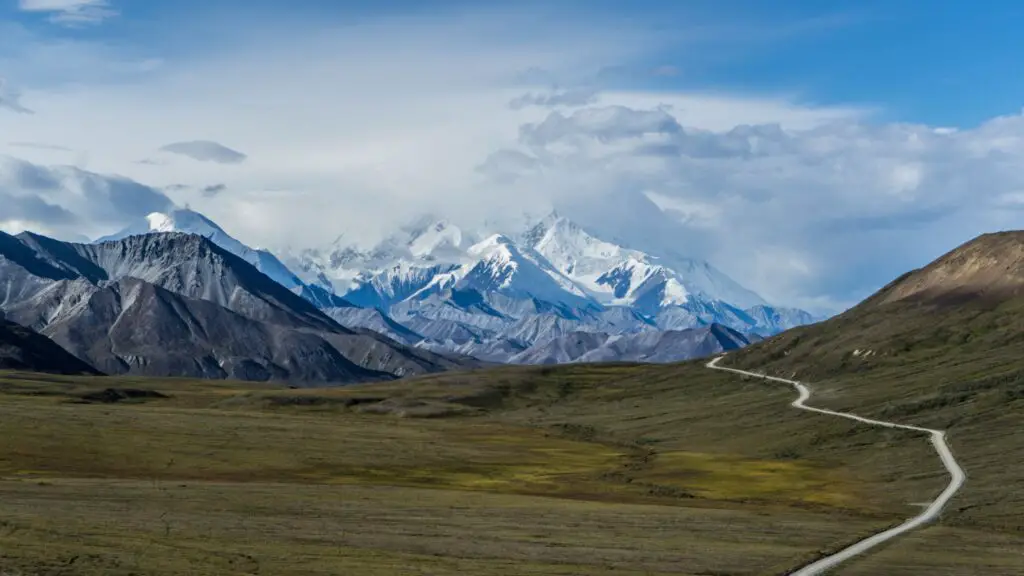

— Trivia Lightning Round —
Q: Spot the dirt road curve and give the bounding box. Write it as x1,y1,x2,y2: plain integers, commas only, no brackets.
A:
706,356,966,576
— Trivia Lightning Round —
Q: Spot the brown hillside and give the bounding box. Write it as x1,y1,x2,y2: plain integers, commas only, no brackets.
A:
875,230,1024,305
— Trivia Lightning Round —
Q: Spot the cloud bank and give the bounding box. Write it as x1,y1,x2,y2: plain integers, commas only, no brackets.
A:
483,105,1024,310
0,156,173,240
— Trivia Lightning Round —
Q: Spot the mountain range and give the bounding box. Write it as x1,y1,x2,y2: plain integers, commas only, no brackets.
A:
278,211,814,362
0,229,465,383
0,206,816,382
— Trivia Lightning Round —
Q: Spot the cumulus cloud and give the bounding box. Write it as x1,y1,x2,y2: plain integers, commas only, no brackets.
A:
159,141,248,164
480,103,1024,311
18,0,117,26
0,156,173,240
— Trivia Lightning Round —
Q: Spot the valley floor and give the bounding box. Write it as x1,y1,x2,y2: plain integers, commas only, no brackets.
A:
0,362,1018,575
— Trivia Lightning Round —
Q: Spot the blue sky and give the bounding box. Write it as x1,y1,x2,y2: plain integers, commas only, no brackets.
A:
7,0,1023,127
2,0,1024,312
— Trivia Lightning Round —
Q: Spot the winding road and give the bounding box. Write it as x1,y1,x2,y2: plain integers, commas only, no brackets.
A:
706,356,966,576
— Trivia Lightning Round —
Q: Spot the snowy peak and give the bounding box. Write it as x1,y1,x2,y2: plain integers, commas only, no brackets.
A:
467,233,517,262
458,234,594,307
145,212,177,232
524,212,767,310
407,220,472,260
525,212,629,271
98,208,225,242
289,218,482,295
144,209,222,236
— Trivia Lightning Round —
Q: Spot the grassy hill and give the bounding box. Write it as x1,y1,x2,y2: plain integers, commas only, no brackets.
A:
724,231,1024,574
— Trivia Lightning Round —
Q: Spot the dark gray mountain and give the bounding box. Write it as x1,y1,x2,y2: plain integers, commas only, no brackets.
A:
20,232,338,331
0,231,468,383
0,316,102,375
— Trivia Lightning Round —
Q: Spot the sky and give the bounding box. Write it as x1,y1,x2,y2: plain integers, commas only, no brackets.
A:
2,0,1024,313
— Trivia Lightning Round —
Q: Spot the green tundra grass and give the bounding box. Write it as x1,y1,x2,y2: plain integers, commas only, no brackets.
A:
0,357,1019,575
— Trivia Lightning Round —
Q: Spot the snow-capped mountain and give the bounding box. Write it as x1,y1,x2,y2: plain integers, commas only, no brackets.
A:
522,212,767,310
343,262,461,309
91,207,818,366
97,209,304,291
282,218,479,295
455,234,596,309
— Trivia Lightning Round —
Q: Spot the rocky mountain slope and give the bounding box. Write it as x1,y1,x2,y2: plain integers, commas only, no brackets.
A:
98,209,305,291
0,315,102,375
96,209,348,310
0,231,466,383
875,230,1024,305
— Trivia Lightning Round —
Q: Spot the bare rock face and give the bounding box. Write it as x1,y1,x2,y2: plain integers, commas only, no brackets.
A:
0,231,469,385
0,318,101,375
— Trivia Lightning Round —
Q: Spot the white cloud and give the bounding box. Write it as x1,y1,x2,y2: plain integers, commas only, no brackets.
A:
483,102,1024,311
18,0,117,26
4,7,1019,311
0,10,683,245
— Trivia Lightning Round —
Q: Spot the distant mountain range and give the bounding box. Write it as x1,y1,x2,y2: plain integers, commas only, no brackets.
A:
0,206,817,382
278,211,815,362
